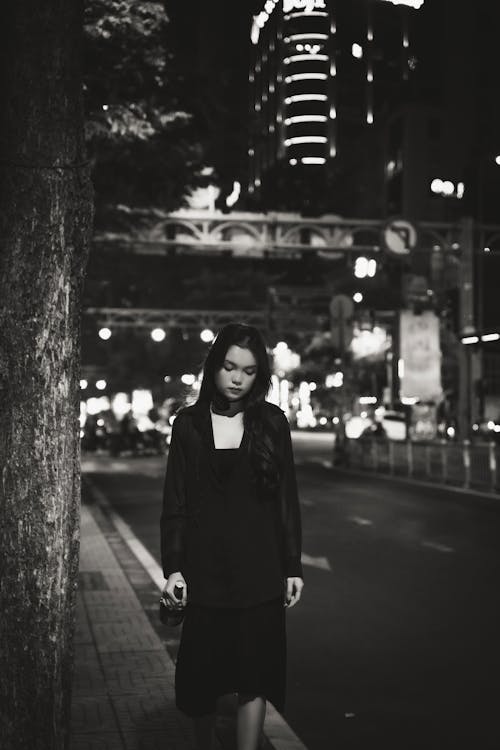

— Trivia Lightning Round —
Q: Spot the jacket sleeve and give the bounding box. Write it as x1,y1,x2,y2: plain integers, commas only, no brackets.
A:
279,413,303,579
160,415,188,578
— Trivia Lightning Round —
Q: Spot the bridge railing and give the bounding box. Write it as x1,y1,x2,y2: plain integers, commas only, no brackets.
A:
346,437,499,495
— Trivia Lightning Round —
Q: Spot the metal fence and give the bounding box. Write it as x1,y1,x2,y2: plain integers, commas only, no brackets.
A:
346,437,499,495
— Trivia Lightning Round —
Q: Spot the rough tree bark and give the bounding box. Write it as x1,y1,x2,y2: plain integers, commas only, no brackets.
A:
0,2,93,749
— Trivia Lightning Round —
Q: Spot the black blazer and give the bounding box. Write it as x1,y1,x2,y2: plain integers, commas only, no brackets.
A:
160,400,303,591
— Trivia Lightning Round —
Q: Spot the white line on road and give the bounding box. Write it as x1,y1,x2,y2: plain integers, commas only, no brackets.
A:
421,540,455,553
301,553,331,571
347,516,374,527
84,478,166,590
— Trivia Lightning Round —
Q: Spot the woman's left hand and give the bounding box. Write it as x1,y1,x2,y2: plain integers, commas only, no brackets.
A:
285,577,304,608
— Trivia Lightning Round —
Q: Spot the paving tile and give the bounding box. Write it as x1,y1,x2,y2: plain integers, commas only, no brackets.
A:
71,696,119,734
121,731,195,750
83,592,138,610
93,623,164,654
70,733,124,750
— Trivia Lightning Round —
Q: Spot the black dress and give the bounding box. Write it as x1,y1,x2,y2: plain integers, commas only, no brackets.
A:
175,446,287,718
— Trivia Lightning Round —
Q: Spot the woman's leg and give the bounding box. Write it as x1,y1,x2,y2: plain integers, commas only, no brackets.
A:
193,712,216,750
236,694,266,750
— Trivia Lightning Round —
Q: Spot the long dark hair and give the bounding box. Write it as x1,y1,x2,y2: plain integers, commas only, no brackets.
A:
196,323,281,493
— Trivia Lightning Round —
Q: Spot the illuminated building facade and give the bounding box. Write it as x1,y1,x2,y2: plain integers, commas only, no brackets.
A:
248,0,424,212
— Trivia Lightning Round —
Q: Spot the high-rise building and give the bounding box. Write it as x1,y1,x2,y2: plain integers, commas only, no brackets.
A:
248,0,424,213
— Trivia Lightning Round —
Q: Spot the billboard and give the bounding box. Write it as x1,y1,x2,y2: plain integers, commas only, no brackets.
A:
399,310,443,402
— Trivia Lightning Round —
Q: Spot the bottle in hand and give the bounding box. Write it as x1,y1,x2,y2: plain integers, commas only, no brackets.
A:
159,583,185,627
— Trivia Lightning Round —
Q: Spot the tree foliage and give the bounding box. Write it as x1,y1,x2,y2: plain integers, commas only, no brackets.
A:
84,0,206,219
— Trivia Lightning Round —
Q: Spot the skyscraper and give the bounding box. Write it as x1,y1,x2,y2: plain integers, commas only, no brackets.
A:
247,0,425,214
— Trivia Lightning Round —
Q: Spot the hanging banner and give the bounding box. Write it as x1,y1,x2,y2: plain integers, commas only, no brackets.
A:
399,310,443,402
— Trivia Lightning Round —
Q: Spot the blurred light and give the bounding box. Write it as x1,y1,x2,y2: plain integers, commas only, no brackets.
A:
289,158,298,165
308,382,317,391
352,43,363,58
326,372,343,388
102,104,109,111
473,423,479,431
226,181,241,208
401,396,418,405
360,411,368,419
285,115,327,124
200,328,215,343
431,178,443,194
367,70,373,82
80,379,88,390
319,417,327,425
98,327,112,340
164,375,171,383
495,425,500,433
367,110,374,124
181,373,196,386
285,73,328,82
287,33,328,41
495,155,500,166
86,396,110,415
456,182,465,199
284,136,327,146
379,0,424,7
447,426,455,438
442,180,454,196
353,292,363,303
462,335,479,344
359,396,377,404
301,157,326,165
80,430,84,439
96,379,107,390
332,416,340,425
481,333,500,342
285,54,328,63
275,341,288,351
132,389,153,418
285,94,327,103
97,418,104,427
398,359,404,378
329,106,337,119
487,420,495,430
484,246,491,253
111,393,131,420
151,328,166,342
354,256,376,278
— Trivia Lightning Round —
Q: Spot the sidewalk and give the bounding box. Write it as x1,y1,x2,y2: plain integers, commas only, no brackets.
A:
70,485,307,750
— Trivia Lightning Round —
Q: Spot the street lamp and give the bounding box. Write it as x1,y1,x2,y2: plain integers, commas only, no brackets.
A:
98,327,112,340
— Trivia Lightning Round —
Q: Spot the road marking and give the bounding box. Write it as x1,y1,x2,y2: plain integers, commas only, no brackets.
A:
421,540,455,553
84,478,166,590
348,516,373,527
301,553,331,571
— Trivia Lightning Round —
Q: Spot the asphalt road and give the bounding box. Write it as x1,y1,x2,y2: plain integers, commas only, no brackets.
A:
82,436,500,750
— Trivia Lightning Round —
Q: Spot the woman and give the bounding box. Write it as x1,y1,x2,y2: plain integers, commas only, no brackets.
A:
160,323,304,750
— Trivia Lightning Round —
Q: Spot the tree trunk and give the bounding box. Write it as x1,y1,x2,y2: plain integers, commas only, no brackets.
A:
0,2,93,748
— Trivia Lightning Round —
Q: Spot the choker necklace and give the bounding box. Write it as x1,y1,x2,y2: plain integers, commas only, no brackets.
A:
211,393,244,417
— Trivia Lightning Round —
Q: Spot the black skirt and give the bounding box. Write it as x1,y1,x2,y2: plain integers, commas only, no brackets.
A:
175,596,286,717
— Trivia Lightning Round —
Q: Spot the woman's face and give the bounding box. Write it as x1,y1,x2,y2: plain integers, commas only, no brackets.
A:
214,345,257,401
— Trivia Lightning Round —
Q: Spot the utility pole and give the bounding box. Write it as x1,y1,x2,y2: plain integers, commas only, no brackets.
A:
457,217,481,438
329,294,354,464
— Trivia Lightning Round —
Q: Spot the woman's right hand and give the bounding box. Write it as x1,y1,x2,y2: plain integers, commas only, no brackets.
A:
163,572,187,608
